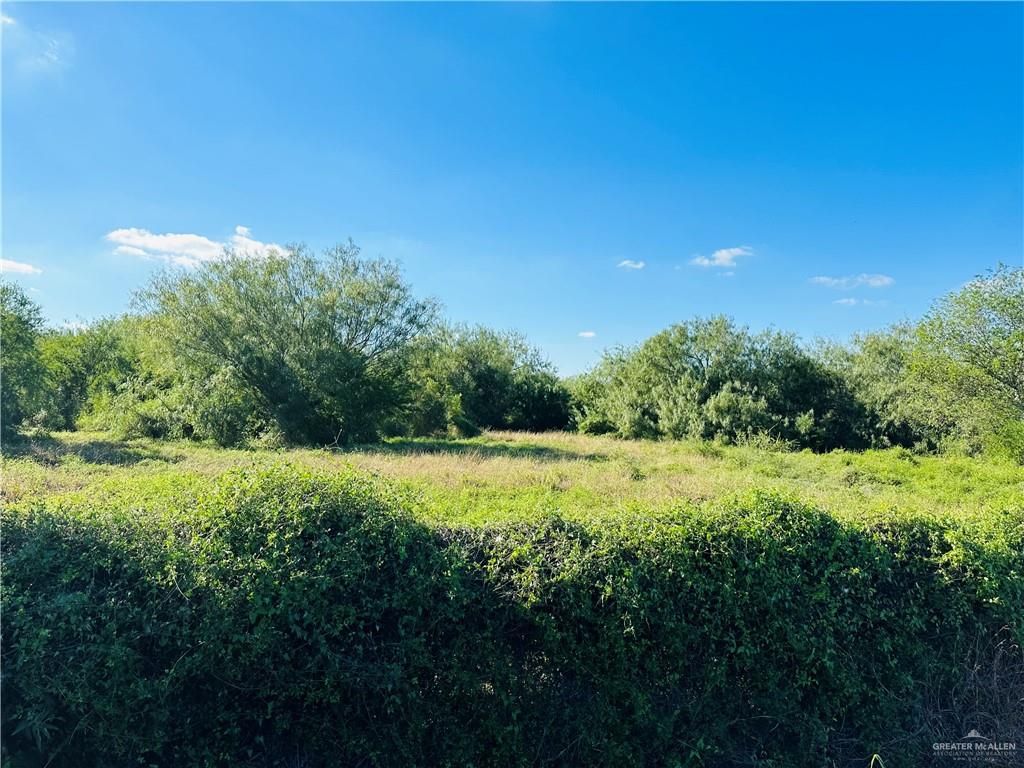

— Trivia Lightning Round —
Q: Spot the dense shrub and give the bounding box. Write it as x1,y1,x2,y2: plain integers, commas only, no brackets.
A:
569,267,1024,458
36,320,134,431
909,263,1024,455
56,316,571,447
4,468,1020,767
0,282,45,437
571,317,868,450
821,325,932,449
6,253,1018,458
401,324,572,437
139,243,437,445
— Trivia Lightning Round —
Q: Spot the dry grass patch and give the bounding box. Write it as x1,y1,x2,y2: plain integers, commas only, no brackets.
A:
3,429,1021,525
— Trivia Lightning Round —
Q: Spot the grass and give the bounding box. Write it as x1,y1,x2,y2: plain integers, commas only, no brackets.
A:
5,431,1022,765
3,429,1021,526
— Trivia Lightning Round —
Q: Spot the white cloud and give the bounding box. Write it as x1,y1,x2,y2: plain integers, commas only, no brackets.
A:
229,225,287,259
833,297,888,307
578,331,597,338
617,259,645,270
690,246,753,268
1,258,42,275
62,320,89,331
3,14,72,75
811,273,894,289
106,225,287,267
113,245,149,258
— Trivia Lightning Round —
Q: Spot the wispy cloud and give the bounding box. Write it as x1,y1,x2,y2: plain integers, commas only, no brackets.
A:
107,228,224,267
577,330,597,338
106,225,287,267
690,246,753,269
112,245,149,258
811,273,894,289
1,258,42,275
833,297,888,307
617,259,645,270
3,13,73,75
228,225,288,259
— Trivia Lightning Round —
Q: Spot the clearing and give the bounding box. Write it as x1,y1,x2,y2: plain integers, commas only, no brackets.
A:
3,430,1020,526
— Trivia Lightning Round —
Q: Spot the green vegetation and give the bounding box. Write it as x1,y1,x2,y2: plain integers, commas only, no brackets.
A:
567,316,865,450
2,252,1020,456
402,324,572,437
3,453,1021,766
0,283,46,439
2,253,1022,765
3,430,1022,527
138,242,437,444
4,430,1023,764
569,264,1022,457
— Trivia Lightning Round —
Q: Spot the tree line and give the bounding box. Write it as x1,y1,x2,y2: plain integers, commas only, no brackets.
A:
2,243,1020,459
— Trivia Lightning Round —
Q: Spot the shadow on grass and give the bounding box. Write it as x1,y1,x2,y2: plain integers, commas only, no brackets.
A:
348,437,609,463
1,434,182,467
6,471,1016,766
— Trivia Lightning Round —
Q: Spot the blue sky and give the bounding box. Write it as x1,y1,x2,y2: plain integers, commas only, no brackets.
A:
3,2,1021,375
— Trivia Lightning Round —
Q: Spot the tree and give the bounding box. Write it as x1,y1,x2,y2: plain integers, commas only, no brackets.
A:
1,282,45,438
39,319,144,430
140,242,437,445
916,264,1023,409
823,325,929,448
910,264,1024,454
570,316,867,449
449,326,569,432
747,329,868,450
401,324,571,436
565,358,619,435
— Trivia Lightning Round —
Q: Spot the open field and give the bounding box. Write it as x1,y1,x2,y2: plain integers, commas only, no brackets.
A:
4,431,1023,766
4,2,1020,763
4,429,1022,527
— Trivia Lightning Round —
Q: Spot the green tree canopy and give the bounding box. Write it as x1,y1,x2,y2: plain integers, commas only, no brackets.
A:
570,316,866,449
140,242,437,444
403,324,571,436
916,264,1023,410
910,264,1024,453
1,282,45,437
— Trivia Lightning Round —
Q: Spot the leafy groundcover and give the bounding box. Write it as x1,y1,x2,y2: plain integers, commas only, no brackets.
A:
3,467,1021,767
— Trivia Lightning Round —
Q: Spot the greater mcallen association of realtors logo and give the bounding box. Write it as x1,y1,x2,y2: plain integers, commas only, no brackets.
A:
933,730,1018,763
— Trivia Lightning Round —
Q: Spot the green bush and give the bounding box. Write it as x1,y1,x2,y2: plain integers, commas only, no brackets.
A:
699,380,773,442
825,265,1024,456
139,243,437,445
402,324,572,437
570,317,870,451
36,320,142,432
3,469,1021,766
1,282,46,437
182,367,269,446
986,419,1024,465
